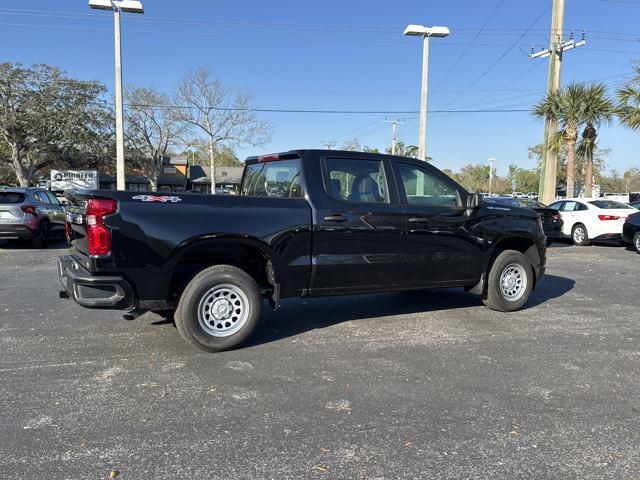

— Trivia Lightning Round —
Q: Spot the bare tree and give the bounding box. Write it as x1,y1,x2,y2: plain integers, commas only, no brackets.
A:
125,86,185,191
174,67,272,193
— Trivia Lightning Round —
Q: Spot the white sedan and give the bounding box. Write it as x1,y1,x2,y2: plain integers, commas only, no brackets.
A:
548,198,637,246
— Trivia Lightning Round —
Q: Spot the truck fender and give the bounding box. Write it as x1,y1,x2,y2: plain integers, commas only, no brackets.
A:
164,234,285,306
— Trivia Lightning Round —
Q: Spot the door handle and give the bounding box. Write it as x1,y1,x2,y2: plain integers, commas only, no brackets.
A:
324,214,347,222
408,216,428,223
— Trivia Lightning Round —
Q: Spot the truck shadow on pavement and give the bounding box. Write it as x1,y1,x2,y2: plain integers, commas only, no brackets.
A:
240,274,575,348
0,239,68,250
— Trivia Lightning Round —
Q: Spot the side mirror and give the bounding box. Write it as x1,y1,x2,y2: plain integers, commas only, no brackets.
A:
466,193,483,209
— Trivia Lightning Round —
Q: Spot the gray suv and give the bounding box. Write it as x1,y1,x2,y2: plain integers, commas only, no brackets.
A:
0,188,66,248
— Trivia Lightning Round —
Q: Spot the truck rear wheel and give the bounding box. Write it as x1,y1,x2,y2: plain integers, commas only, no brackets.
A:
174,265,261,352
482,250,534,312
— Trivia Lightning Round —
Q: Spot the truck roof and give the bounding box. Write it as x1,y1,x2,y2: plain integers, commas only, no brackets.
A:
244,149,422,165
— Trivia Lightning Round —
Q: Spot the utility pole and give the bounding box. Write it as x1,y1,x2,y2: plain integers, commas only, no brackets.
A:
488,157,495,195
385,119,405,155
531,0,585,204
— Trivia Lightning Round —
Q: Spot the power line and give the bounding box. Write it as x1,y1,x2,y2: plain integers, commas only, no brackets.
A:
440,3,553,110
4,8,640,38
333,118,386,140
0,20,561,48
432,0,506,92
122,103,530,114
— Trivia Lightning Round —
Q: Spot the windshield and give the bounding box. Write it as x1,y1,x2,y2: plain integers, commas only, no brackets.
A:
589,200,631,210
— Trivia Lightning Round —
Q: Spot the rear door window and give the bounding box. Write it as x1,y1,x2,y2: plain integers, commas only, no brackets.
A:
324,158,389,204
45,192,61,205
35,192,51,204
0,193,25,204
241,160,304,198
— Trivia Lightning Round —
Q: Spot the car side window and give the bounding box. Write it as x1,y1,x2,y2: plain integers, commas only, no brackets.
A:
576,202,588,211
548,201,563,210
324,158,389,204
45,192,60,205
35,192,51,204
563,201,577,212
397,163,460,207
241,160,304,198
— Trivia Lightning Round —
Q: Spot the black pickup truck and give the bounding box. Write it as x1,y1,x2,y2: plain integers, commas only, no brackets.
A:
59,150,546,352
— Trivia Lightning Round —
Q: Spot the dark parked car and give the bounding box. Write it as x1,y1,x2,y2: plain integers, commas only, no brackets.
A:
485,196,564,242
0,188,65,247
59,150,547,352
622,211,640,253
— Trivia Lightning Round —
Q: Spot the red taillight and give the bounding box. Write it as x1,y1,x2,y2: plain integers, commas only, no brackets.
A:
257,153,280,163
21,205,37,215
551,212,561,220
86,198,117,257
64,220,69,240
598,215,620,221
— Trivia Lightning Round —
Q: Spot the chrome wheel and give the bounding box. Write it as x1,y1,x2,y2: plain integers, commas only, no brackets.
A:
635,233,640,253
197,284,249,337
499,263,527,301
573,226,585,244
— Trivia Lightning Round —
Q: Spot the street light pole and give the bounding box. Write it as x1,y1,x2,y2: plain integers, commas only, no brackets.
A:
418,35,430,161
89,0,144,191
488,157,495,195
404,24,449,161
113,6,125,191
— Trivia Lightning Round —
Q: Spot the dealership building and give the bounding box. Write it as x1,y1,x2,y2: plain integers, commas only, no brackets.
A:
40,156,244,193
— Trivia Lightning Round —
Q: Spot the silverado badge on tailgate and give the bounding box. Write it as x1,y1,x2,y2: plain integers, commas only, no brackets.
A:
132,195,182,203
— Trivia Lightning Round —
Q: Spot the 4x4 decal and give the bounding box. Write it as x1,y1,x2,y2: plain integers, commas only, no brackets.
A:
132,195,182,203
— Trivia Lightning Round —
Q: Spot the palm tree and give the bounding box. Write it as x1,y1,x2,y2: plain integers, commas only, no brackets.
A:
533,83,586,198
578,83,615,197
617,65,640,131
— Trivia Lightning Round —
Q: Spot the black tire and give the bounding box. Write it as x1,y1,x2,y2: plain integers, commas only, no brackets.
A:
31,221,49,249
174,265,261,352
571,223,590,246
482,250,534,312
633,232,640,254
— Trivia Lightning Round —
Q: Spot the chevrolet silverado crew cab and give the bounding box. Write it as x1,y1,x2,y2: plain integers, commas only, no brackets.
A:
59,150,546,352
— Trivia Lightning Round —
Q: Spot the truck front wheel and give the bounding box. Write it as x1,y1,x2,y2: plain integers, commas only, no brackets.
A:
482,250,534,312
175,265,262,352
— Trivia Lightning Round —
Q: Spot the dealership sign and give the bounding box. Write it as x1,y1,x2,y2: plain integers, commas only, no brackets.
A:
50,170,99,191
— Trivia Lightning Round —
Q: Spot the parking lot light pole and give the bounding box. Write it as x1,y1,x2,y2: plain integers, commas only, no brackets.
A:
89,0,144,191
403,24,450,161
488,158,495,195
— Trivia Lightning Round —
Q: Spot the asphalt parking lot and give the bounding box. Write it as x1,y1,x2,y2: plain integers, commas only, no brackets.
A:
0,241,638,480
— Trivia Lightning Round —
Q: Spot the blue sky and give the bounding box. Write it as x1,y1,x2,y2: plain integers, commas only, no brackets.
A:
0,0,638,175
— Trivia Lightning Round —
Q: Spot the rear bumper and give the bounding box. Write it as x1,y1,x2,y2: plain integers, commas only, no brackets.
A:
0,224,36,239
58,255,134,309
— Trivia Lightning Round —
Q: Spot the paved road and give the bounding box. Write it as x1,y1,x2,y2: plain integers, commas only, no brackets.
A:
0,241,638,479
